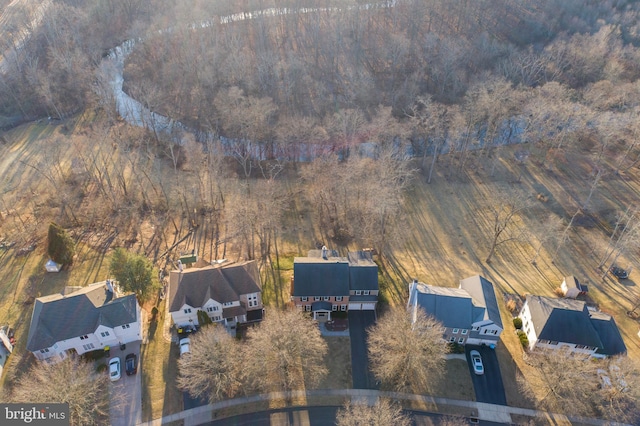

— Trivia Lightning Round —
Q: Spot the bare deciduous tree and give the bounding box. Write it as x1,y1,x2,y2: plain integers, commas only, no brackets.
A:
177,324,243,403
484,187,533,263
336,398,411,426
367,307,448,394
11,357,110,426
519,349,640,424
242,308,328,394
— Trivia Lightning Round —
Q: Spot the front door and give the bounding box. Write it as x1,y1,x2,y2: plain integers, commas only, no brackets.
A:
314,311,330,322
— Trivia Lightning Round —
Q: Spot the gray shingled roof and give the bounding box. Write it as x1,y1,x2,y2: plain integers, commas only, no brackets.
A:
526,295,603,349
460,275,503,329
348,251,378,291
26,282,138,352
292,256,350,297
409,283,475,329
222,305,246,318
169,260,262,312
589,311,627,356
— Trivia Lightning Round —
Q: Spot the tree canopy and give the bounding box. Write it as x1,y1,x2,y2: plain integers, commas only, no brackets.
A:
47,222,75,265
109,248,158,301
336,399,411,426
10,357,110,426
367,307,449,393
177,324,242,403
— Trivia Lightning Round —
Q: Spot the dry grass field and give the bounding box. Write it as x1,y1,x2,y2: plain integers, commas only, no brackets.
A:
1,117,639,419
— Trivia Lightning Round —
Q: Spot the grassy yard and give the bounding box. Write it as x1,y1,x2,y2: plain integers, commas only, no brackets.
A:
140,298,182,421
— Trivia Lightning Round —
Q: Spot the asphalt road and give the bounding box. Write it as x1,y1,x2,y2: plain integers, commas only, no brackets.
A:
465,345,507,405
207,406,507,425
347,310,377,389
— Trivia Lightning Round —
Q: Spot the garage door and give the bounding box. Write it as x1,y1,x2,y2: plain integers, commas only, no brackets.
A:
349,303,376,310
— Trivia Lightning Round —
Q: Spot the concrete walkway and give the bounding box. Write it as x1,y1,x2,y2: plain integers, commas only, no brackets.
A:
136,389,632,426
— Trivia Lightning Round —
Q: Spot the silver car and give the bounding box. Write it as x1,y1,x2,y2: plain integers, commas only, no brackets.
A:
470,350,484,375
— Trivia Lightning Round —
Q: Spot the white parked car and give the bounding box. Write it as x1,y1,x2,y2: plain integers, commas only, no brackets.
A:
179,338,191,356
109,357,121,381
470,350,484,375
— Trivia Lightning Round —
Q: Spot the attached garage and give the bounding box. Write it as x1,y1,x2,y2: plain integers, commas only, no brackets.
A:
348,302,376,310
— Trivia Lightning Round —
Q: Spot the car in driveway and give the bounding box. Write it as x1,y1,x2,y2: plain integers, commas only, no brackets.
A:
609,266,629,280
109,357,121,381
179,338,191,356
470,350,484,375
125,353,137,375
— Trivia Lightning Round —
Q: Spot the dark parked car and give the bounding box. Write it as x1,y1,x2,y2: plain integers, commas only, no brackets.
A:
125,353,137,375
609,266,629,280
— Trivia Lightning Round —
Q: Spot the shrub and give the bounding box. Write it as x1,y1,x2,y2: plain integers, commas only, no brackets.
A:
513,317,523,329
447,342,465,354
506,299,517,313
96,363,107,373
517,330,529,348
553,287,565,297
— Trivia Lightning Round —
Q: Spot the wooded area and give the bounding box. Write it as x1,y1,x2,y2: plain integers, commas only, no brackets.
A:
2,0,640,422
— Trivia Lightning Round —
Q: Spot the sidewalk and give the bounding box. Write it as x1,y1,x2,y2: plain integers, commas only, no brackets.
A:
136,389,631,426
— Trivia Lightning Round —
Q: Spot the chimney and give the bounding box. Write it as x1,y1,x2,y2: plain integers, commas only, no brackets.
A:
322,246,328,260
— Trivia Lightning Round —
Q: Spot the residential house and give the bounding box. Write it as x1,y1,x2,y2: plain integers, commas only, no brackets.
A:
519,295,626,358
290,248,379,321
168,260,263,331
407,275,503,347
560,276,588,299
0,326,13,377
26,281,141,362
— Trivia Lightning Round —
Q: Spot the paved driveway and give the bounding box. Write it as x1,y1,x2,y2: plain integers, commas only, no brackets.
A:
109,341,142,426
465,345,507,405
347,310,377,389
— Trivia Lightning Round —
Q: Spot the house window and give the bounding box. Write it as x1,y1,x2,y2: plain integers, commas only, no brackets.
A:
483,330,488,334
301,297,308,302
340,305,347,311
305,305,311,311
452,328,459,334
363,290,370,295
449,337,456,342
223,302,233,307
492,330,498,335
248,294,258,307
461,329,468,335
576,345,587,349
314,297,321,301
549,341,558,345
122,324,130,329
40,348,49,353
207,306,219,312
458,337,465,344
80,335,89,340
332,305,338,311
355,290,362,296
82,343,95,351
184,308,192,314
323,296,330,301
335,296,343,301
213,316,222,321
100,331,110,337
472,326,479,331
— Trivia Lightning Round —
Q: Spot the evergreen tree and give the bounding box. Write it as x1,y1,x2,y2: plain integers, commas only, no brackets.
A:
109,248,158,301
47,222,75,265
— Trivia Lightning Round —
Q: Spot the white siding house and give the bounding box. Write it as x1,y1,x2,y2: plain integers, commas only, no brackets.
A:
26,282,142,362
408,275,503,347
169,260,263,332
519,295,626,358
